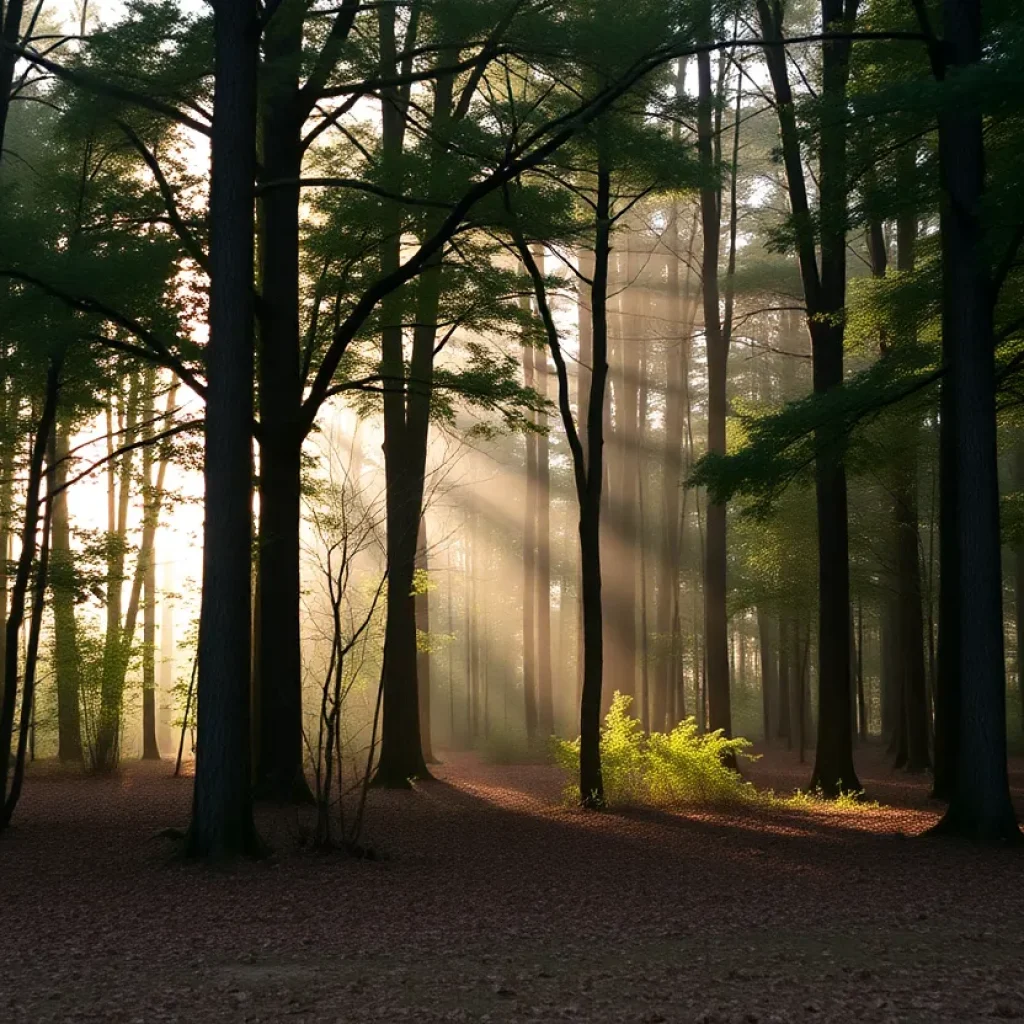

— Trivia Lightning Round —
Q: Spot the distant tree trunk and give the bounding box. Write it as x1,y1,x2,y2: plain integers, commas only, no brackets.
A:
185,0,262,859
522,322,539,744
534,267,554,738
446,543,455,746
416,518,436,763
142,370,162,760
160,555,175,753
637,323,650,731
856,598,867,740
0,371,12,721
51,417,83,762
758,610,775,744
657,197,696,734
777,617,792,745
928,0,1019,839
93,375,139,771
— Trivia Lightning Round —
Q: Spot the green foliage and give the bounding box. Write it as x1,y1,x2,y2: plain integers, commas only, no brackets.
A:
553,693,759,807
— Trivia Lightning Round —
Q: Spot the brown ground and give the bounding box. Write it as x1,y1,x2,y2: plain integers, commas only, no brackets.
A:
2,746,1023,1024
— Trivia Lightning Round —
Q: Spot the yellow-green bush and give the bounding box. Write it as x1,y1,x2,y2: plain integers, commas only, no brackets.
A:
553,692,759,807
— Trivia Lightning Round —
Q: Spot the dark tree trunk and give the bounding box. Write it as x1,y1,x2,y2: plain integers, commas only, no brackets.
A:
0,0,26,166
577,167,612,807
930,0,1019,840
514,159,612,807
697,45,731,747
51,418,83,762
1,357,60,829
185,0,262,859
758,0,860,795
253,2,308,803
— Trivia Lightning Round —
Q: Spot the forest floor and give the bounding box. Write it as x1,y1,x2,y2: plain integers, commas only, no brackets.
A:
2,745,1024,1024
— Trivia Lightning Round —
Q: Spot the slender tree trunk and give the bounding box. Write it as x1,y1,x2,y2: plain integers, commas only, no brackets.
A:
1,357,60,829
186,0,262,858
534,262,554,738
142,370,162,760
51,416,83,762
857,598,867,740
777,616,791,745
93,375,139,771
697,44,731,746
522,321,539,743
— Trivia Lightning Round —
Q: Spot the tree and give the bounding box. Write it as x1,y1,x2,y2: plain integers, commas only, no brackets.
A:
185,0,262,860
756,0,861,796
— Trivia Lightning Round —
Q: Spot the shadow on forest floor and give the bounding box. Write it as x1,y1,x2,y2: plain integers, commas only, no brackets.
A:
2,745,1023,1024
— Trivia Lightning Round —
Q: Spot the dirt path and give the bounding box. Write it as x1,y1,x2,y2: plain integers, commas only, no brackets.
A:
2,747,1023,1024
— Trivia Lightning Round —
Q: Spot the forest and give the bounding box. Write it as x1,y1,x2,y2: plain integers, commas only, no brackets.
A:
1,0,1023,1020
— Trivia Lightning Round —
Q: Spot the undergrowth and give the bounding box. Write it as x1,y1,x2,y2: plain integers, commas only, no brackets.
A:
553,693,879,812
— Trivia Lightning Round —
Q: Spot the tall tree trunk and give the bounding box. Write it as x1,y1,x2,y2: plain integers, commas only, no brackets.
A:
186,0,262,859
522,320,538,743
514,158,612,807
253,1,308,803
697,44,731,747
93,375,139,771
1,357,60,829
142,370,161,761
758,0,860,795
929,0,1019,839
50,416,83,762
372,37,448,788
535,261,554,738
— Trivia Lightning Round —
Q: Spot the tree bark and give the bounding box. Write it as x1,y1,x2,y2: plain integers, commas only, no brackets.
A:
758,0,860,795
185,0,262,859
930,0,1019,839
697,44,731,747
1,357,60,829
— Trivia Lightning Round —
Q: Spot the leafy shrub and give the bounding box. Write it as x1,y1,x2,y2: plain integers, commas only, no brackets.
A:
553,692,759,807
